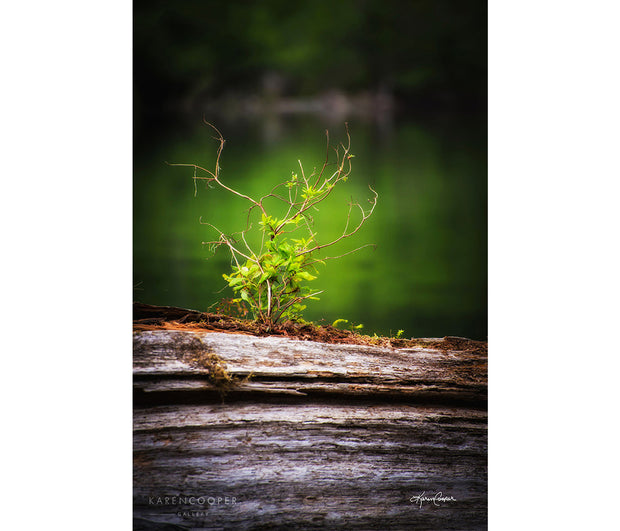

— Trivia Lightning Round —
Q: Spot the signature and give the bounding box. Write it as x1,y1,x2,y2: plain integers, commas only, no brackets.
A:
410,491,456,508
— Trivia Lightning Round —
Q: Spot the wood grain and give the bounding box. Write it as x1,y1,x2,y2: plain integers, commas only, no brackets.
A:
134,329,487,530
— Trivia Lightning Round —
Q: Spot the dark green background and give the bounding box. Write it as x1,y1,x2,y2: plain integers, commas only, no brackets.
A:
134,0,487,339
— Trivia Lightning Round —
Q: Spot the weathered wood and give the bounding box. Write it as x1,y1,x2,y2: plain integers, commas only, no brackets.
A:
134,329,487,530
134,331,486,406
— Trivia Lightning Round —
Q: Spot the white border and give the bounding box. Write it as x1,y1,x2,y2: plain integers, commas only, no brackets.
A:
489,0,619,528
2,1,132,527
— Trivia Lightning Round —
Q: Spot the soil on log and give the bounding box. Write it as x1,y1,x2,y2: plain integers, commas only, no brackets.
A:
134,303,487,530
133,302,488,353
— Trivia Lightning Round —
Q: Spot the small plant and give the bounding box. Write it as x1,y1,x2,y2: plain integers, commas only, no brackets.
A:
332,318,364,333
170,121,377,327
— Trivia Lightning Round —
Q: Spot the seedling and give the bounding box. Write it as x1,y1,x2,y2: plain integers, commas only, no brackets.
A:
332,318,365,333
170,121,377,326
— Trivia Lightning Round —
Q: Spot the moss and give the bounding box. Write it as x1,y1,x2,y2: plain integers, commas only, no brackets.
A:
186,340,251,400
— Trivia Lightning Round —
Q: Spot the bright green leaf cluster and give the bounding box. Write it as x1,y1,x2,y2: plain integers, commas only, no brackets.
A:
222,233,321,323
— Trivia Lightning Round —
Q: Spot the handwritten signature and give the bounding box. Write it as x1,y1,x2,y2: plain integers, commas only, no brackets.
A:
410,491,456,508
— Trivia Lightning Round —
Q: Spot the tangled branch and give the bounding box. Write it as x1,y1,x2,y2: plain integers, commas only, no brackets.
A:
169,121,378,326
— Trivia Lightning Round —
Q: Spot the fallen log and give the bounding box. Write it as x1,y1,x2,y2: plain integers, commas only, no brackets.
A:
134,327,487,530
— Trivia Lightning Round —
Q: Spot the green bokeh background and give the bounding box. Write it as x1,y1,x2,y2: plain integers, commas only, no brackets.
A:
133,1,487,339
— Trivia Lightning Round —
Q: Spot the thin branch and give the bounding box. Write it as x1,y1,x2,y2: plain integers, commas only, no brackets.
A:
305,243,377,265
272,290,324,323
314,129,330,187
296,186,378,257
168,121,268,218
199,218,253,263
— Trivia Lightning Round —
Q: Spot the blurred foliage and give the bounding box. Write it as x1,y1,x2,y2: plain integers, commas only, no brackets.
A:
134,0,486,114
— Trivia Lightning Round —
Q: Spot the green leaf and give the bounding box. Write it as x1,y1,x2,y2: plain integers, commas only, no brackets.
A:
296,271,317,282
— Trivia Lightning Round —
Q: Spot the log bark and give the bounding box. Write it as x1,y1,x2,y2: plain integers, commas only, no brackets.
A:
134,329,487,530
